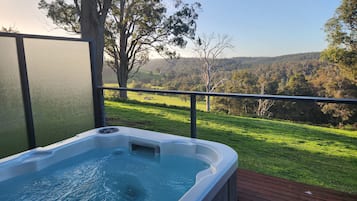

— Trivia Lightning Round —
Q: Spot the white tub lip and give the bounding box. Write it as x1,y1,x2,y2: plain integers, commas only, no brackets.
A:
0,126,238,201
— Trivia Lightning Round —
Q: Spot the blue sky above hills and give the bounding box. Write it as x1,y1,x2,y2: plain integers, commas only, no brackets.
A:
0,0,340,57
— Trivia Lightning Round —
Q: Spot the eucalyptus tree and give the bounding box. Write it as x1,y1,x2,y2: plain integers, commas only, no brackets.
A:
105,0,201,99
39,0,200,99
320,0,357,125
321,0,357,81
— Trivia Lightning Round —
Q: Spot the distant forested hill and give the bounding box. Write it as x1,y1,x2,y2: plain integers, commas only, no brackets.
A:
103,52,357,127
103,52,321,83
140,52,321,73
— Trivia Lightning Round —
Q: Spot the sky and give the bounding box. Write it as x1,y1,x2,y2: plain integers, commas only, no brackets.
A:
0,0,341,57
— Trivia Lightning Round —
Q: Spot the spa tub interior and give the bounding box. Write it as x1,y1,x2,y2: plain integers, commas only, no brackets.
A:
0,126,238,201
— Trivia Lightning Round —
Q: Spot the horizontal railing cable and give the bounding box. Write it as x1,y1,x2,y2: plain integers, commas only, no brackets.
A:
99,87,357,104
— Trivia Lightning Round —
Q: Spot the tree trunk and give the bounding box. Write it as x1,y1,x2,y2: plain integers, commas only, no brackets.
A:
205,68,211,112
94,28,104,85
206,80,211,112
80,0,105,86
117,61,128,99
115,44,128,99
116,0,129,99
206,95,210,112
256,82,274,117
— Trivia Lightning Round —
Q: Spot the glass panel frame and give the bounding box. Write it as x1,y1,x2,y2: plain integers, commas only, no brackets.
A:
24,38,95,146
0,36,28,157
0,32,103,157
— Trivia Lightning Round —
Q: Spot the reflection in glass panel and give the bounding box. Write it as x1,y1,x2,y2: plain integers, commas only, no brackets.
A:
24,38,95,146
0,37,29,158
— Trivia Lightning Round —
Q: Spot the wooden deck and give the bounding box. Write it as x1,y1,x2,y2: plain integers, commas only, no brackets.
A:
236,169,357,201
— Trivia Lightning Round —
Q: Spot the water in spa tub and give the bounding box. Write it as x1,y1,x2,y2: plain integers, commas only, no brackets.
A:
0,147,209,201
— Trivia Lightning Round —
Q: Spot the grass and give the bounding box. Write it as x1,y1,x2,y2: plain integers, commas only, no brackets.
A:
105,100,357,194
104,83,206,111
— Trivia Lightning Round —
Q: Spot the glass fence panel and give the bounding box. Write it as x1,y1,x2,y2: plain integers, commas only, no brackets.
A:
24,38,94,146
0,37,28,158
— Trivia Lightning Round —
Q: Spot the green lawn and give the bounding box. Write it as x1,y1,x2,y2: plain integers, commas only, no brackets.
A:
105,100,357,194
104,83,206,111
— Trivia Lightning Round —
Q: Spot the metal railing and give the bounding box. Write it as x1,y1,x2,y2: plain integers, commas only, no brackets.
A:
98,86,357,138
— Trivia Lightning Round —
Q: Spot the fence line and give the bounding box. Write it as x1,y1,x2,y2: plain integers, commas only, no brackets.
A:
98,86,357,138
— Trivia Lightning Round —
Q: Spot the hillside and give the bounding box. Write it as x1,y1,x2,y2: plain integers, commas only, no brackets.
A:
139,52,320,73
103,51,356,127
103,52,321,83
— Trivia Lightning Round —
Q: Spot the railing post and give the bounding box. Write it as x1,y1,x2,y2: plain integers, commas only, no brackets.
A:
190,94,197,138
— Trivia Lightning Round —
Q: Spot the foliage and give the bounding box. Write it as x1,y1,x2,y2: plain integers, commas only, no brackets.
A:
213,71,258,115
105,100,357,193
1,25,19,33
114,53,357,126
39,0,80,33
311,65,357,125
321,0,357,80
103,0,200,99
38,0,200,90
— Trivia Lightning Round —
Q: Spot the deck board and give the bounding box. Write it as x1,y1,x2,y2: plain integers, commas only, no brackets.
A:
236,169,357,201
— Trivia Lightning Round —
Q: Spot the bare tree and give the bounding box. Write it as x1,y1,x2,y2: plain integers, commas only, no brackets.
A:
256,81,275,117
194,33,233,111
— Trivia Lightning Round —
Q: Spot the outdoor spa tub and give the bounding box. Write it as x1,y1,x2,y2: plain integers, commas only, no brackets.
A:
0,126,238,201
